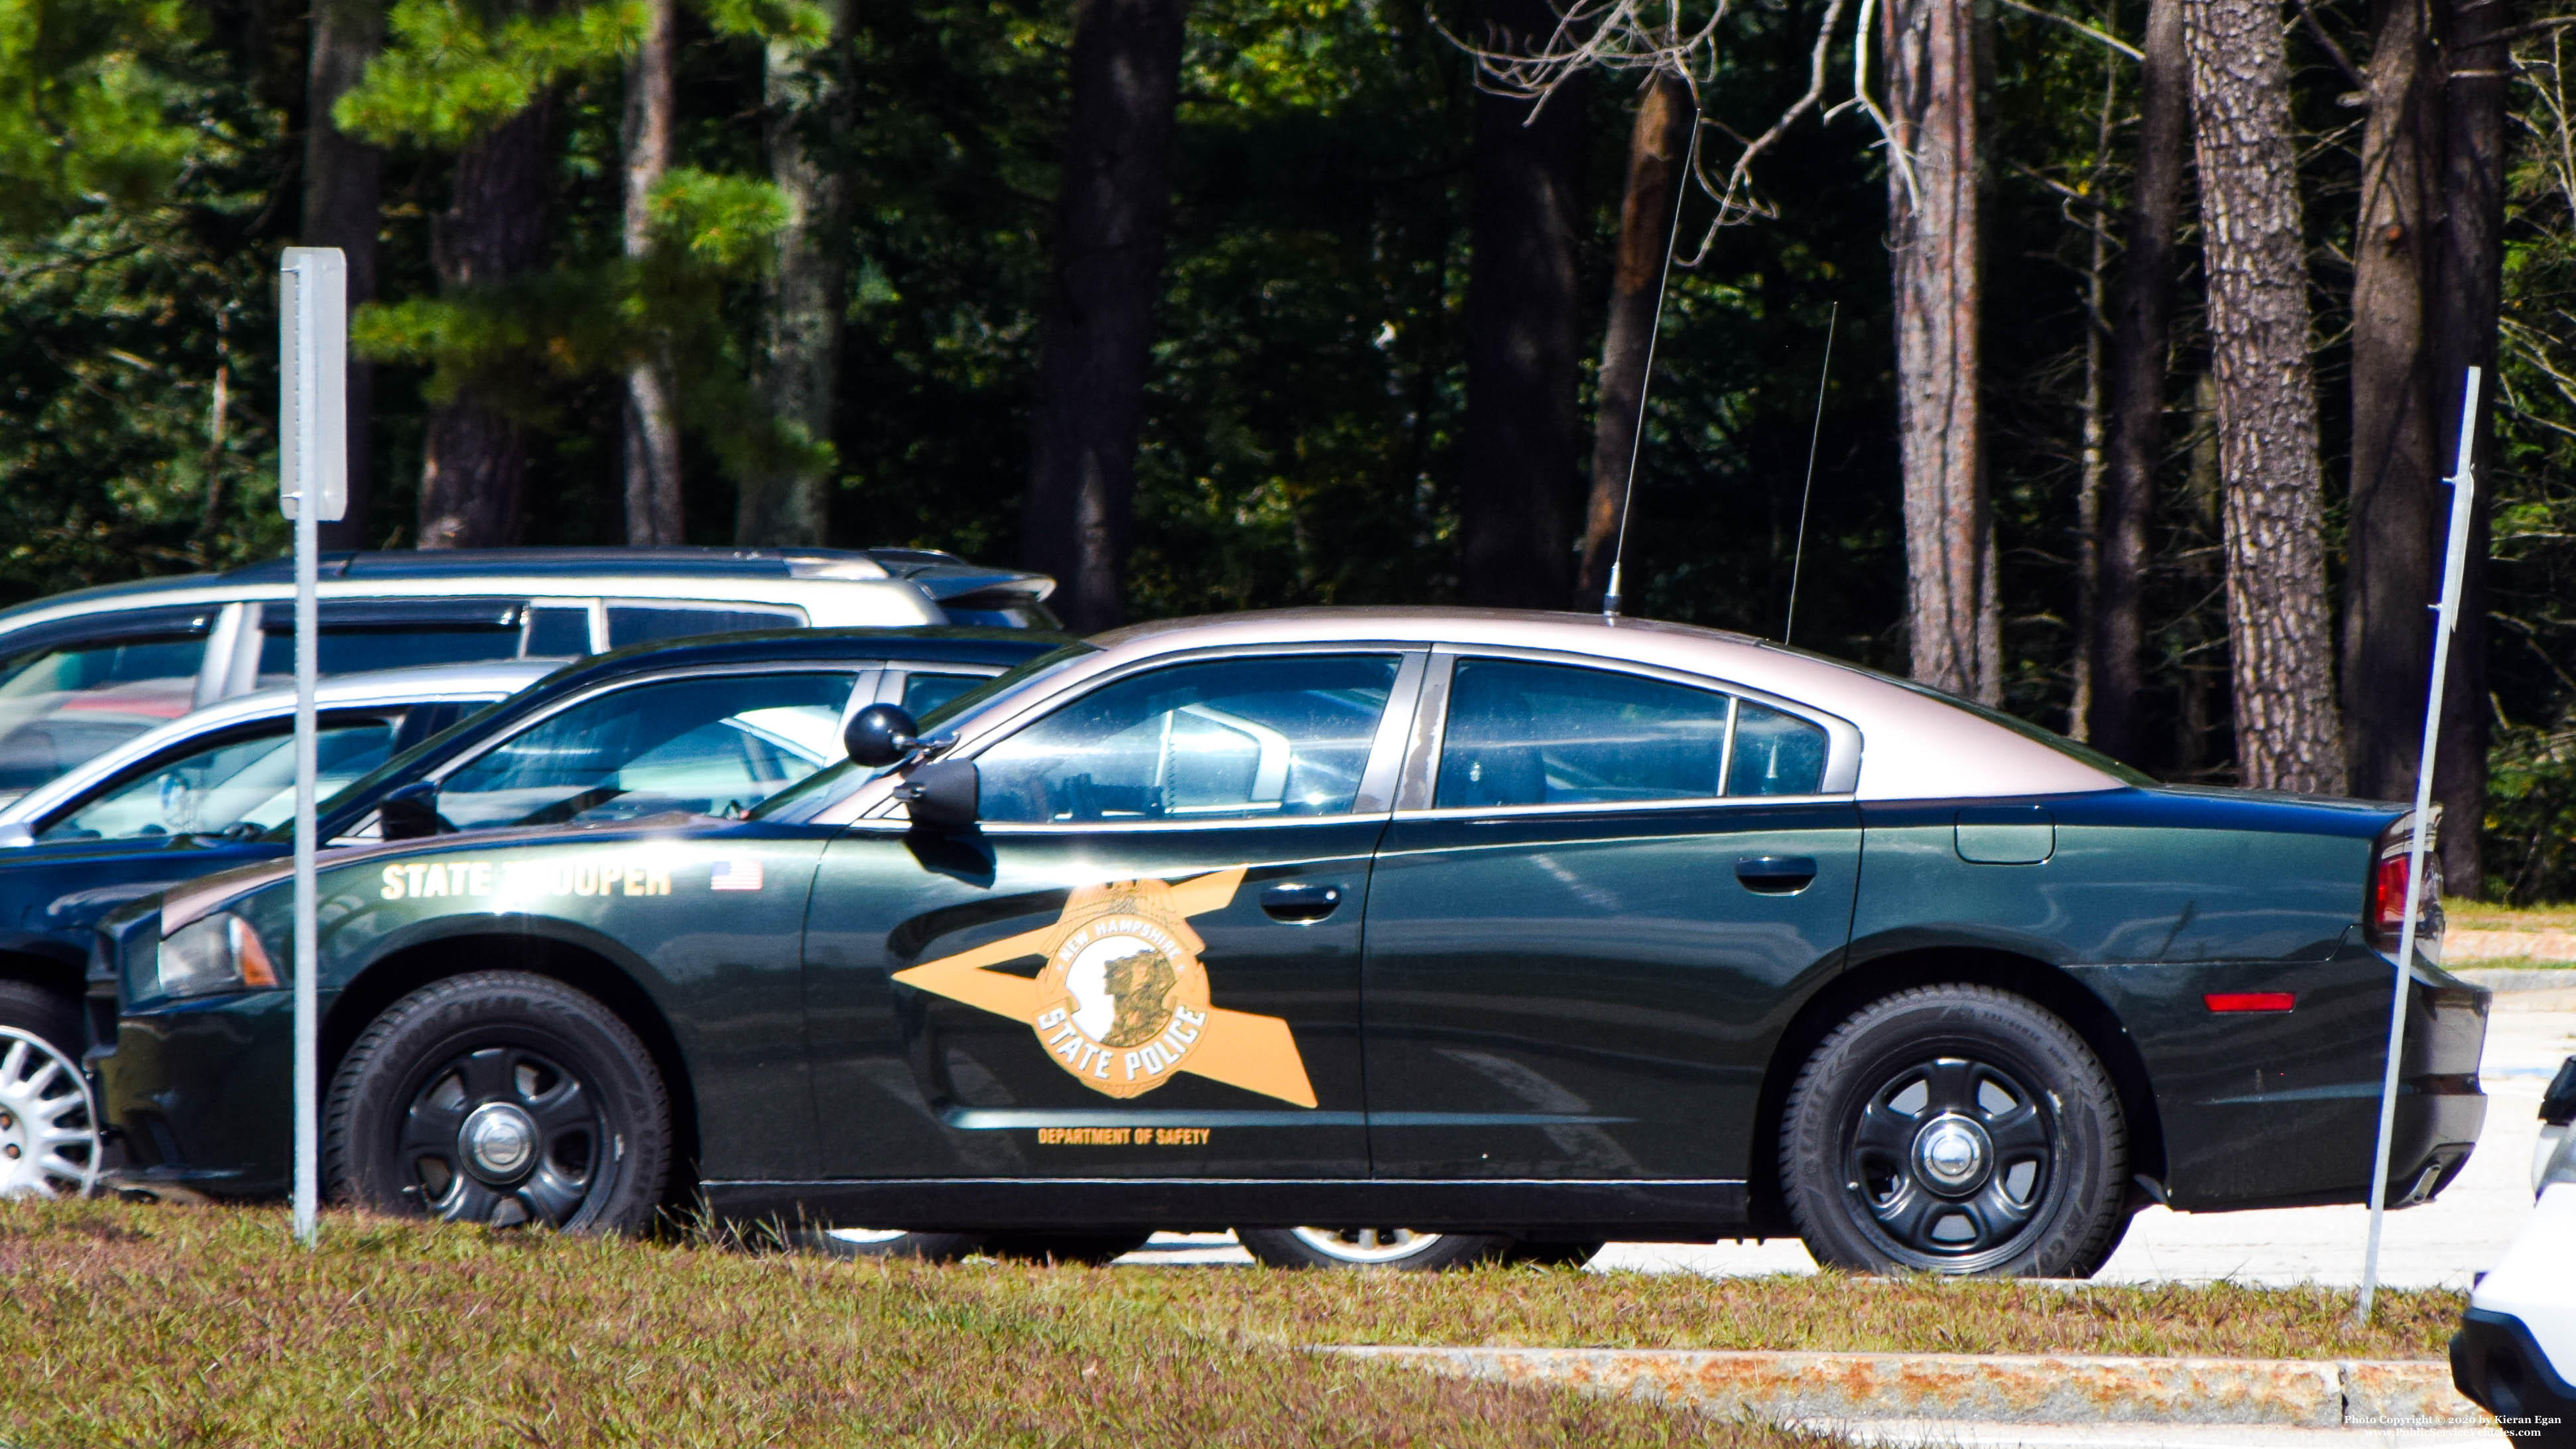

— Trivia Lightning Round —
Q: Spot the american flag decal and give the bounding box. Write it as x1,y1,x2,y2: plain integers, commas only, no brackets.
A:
710,858,763,892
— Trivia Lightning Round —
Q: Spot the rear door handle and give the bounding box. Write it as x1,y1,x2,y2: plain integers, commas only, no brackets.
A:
1735,855,1817,894
1260,883,1343,923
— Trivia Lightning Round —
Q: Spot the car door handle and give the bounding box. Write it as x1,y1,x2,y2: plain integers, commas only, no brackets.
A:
1735,855,1817,894
1260,883,1343,923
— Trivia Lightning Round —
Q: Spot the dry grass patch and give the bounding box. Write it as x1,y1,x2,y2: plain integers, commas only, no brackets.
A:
1105,1263,2460,1361
0,1200,1812,1449
2445,897,2576,933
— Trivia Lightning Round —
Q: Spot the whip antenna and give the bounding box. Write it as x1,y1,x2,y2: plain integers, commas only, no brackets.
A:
1602,101,1701,620
1782,301,1837,645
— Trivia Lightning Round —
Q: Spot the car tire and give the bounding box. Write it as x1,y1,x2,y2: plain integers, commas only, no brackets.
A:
324,972,670,1234
1781,984,2126,1278
0,979,79,1062
982,1233,1151,1265
1236,1226,1514,1271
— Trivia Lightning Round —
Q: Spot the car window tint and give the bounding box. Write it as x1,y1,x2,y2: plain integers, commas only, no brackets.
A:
975,654,1400,824
900,672,986,721
257,627,519,683
605,604,804,649
1437,659,1737,808
1727,701,1829,796
522,605,592,657
0,635,206,798
435,671,857,830
40,716,399,842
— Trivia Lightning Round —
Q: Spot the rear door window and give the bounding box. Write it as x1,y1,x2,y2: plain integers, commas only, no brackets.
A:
604,603,805,649
257,598,524,682
432,671,859,829
39,713,403,842
1434,659,1831,808
897,670,990,721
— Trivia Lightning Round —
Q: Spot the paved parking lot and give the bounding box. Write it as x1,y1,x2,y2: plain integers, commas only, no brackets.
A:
1131,983,2574,1289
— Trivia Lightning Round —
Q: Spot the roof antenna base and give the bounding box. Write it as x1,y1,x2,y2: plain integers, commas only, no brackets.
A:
1602,562,1623,621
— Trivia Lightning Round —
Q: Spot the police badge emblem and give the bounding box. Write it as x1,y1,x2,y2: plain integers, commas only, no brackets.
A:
892,866,1317,1106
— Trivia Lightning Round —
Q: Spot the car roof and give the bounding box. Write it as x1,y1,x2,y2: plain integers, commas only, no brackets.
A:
0,546,1052,630
1083,607,2130,801
522,625,1070,693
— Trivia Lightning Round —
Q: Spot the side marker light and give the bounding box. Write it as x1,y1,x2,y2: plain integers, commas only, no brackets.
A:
2204,991,2295,1013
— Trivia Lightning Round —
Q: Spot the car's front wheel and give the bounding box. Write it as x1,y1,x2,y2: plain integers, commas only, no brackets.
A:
1236,1226,1514,1270
1780,984,2126,1277
324,972,670,1233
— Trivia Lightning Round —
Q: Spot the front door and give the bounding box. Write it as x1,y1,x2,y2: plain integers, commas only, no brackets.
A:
801,649,1422,1181
1361,655,1861,1181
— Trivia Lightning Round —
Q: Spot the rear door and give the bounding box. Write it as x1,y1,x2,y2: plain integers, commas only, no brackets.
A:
1360,652,1861,1181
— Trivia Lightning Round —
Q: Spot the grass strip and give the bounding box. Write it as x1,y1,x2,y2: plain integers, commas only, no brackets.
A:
0,1200,2462,1446
2444,897,2576,932
0,1201,1812,1449
1106,1261,2463,1361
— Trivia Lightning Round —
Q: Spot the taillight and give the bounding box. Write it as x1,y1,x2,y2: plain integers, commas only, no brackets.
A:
2366,812,2443,953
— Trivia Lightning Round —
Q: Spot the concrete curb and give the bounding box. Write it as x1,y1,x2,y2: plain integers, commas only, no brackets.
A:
1318,1346,2490,1428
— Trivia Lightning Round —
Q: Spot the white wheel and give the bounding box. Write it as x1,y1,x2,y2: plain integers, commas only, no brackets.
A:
1237,1225,1513,1269
0,1027,100,1199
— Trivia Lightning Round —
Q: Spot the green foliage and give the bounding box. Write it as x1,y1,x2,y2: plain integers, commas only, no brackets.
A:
337,0,642,149
648,166,788,267
0,0,207,226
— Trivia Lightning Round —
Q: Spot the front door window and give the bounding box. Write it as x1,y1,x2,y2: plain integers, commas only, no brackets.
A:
974,654,1401,824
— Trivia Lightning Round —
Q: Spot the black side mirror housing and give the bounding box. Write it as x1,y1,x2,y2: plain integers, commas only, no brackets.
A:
896,759,979,830
845,704,920,767
380,781,448,841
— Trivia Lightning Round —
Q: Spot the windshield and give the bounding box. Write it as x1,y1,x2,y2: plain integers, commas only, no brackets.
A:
749,641,1101,822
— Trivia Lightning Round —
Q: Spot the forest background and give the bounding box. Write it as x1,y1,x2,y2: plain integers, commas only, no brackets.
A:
5,0,2576,897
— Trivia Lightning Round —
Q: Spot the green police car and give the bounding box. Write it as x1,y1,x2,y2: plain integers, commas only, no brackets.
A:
90,608,2490,1275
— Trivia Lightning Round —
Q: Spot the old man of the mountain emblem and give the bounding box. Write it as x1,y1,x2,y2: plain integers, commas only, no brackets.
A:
892,867,1316,1106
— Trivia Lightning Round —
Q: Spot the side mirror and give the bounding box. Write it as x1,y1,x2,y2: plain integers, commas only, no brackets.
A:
845,704,920,767
896,759,978,831
380,781,449,841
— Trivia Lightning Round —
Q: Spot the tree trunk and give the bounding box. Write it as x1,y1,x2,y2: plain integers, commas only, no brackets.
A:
418,96,556,549
2181,0,2346,792
304,0,384,552
1884,0,1995,702
1020,0,1186,632
2071,59,2118,739
2088,0,2187,761
1459,0,1585,610
1575,69,1693,609
2428,0,2518,893
740,0,852,548
2343,0,2443,804
621,0,684,546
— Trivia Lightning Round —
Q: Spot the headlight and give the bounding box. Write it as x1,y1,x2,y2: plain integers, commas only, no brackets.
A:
146,913,280,1001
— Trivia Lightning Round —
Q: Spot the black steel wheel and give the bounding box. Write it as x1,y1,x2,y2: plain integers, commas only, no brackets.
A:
1236,1226,1514,1271
1781,984,2126,1277
326,972,669,1233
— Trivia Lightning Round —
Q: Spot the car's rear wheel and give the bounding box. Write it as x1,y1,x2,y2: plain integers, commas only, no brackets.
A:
325,972,670,1233
1781,984,2126,1277
1237,1226,1514,1270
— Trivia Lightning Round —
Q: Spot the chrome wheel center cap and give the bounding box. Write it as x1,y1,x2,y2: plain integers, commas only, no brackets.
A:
1912,1114,1991,1194
460,1103,538,1180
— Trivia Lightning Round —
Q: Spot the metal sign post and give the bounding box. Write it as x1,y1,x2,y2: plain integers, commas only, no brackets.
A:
2357,365,2482,1322
278,247,347,1247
